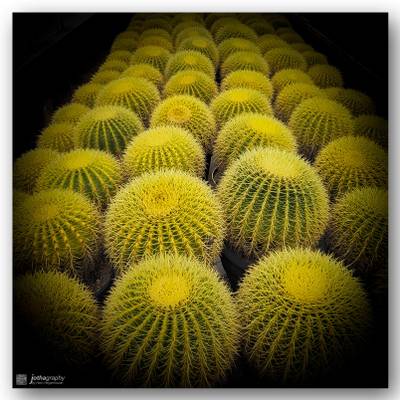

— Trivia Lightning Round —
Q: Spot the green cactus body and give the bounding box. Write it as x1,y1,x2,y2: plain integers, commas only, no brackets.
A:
90,69,121,85
75,105,144,156
291,42,314,53
151,95,216,152
325,88,376,116
288,97,354,159
328,187,388,270
51,103,90,125
211,88,273,128
214,113,297,170
14,189,100,274
37,122,76,152
14,148,60,193
98,59,129,74
175,27,213,47
111,37,137,52
164,70,217,104
178,36,219,66
165,50,215,80
354,114,388,147
122,126,205,178
121,64,164,91
95,77,160,125
72,82,103,108
220,51,270,79
279,31,304,44
221,70,273,100
106,50,132,64
274,82,326,122
137,35,173,52
302,50,328,67
314,136,388,200
171,20,205,39
101,254,239,387
210,17,242,36
130,45,171,73
141,17,172,33
217,147,329,258
218,38,260,63
105,170,225,273
308,64,343,88
258,34,291,54
36,149,122,208
115,31,139,42
214,23,257,45
139,28,172,42
205,13,234,28
15,271,99,365
237,248,370,382
271,68,314,95
264,48,307,75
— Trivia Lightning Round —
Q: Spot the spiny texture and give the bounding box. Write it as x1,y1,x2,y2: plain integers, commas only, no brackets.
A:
274,82,326,122
121,64,164,91
151,95,216,152
15,271,99,365
172,21,205,39
175,27,213,48
214,23,257,45
178,36,219,66
269,15,291,29
164,70,217,104
122,126,205,178
111,37,137,52
325,88,376,117
75,105,144,156
13,189,30,206
279,32,304,44
101,254,239,387
354,114,388,148
14,189,100,274
14,148,60,193
106,50,132,64
36,149,122,208
115,31,139,42
105,170,225,273
314,136,388,200
211,88,273,128
139,28,172,42
288,97,354,159
51,103,90,125
237,248,370,382
220,51,270,79
258,34,291,54
264,48,307,75
141,17,172,33
328,187,388,271
137,35,174,52
165,50,215,80
37,122,76,152
98,59,129,73
218,38,260,63
72,82,103,108
214,113,297,170
221,70,273,99
271,68,314,95
130,45,171,73
95,77,160,125
90,70,121,85
308,65,344,88
247,19,275,35
217,148,329,258
210,17,242,36
302,50,328,67
291,42,314,53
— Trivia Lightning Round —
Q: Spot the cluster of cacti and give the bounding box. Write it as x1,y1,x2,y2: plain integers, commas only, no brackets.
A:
178,36,219,66
271,68,314,95
264,47,307,74
37,122,76,152
130,45,171,73
121,64,164,90
218,38,260,63
221,51,270,79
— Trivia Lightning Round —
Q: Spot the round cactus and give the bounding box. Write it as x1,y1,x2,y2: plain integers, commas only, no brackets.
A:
221,70,273,99
308,64,343,88
172,20,205,39
72,82,103,108
51,102,90,125
137,35,174,52
274,82,326,122
271,68,314,95
210,17,242,36
264,48,307,75
211,88,273,128
120,64,164,90
237,248,370,382
111,37,137,52
101,254,239,387
105,170,224,273
36,149,122,208
15,271,99,366
279,31,304,44
328,187,388,271
98,59,129,74
178,36,219,66
214,23,257,44
214,113,297,170
302,50,328,67
106,50,132,64
324,88,376,116
139,28,172,42
141,17,172,33
37,122,76,152
90,69,121,85
217,147,329,258
130,45,171,73
354,114,388,147
268,15,291,29
218,38,260,63
115,31,139,42
315,136,388,199
14,148,60,193
14,189,100,274
165,50,215,80
258,34,291,54
247,19,275,35
288,97,354,159
291,42,314,53
95,77,160,125
175,27,213,47
122,126,205,178
151,95,216,152
75,105,144,156
220,51,270,79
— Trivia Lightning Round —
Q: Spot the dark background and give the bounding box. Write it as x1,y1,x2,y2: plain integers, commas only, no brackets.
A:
13,13,388,388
